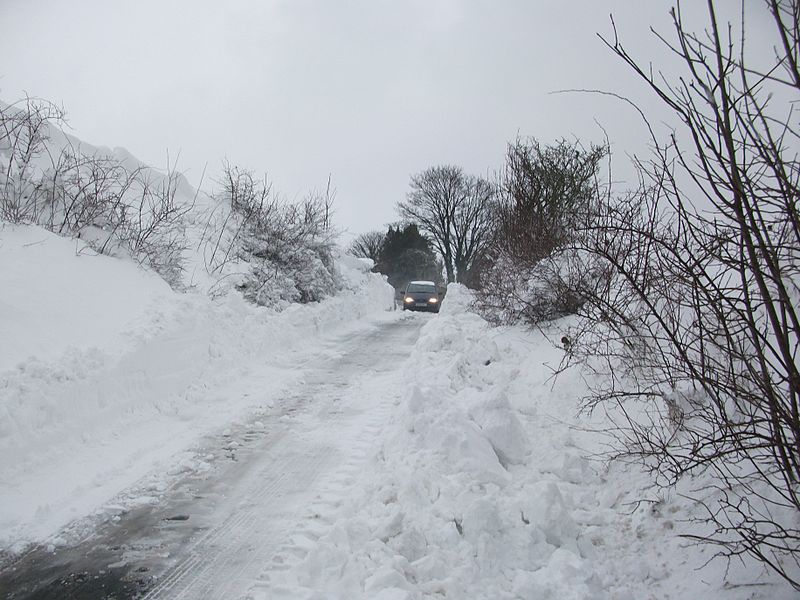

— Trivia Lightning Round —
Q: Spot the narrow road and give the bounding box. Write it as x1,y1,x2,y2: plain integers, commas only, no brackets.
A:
0,315,426,599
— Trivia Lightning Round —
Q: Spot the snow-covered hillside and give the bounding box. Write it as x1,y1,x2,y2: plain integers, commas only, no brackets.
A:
0,98,345,307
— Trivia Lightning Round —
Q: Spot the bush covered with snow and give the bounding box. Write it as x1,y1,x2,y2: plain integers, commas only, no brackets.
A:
197,163,343,308
0,97,351,308
0,97,193,287
474,249,608,325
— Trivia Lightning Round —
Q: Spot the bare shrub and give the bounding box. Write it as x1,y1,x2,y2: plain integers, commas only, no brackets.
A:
475,138,608,324
567,1,800,587
117,163,192,287
203,162,280,273
43,150,138,237
0,97,191,288
498,138,606,263
0,96,65,223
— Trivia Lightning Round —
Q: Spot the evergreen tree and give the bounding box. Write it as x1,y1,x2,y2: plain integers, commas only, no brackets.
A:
373,224,442,290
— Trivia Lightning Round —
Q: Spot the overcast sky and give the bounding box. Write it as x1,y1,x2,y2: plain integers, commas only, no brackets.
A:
0,1,775,239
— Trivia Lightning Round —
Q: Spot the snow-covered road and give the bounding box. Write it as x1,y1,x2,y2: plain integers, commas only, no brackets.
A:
2,226,794,599
0,315,425,599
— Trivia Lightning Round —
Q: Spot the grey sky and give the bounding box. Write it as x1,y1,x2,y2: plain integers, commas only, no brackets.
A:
0,1,774,239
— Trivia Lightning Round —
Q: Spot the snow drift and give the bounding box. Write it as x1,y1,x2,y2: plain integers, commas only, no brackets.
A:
0,221,394,550
261,284,795,600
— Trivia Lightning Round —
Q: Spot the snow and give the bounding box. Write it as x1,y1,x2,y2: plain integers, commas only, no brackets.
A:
0,225,173,372
0,223,795,596
255,284,795,600
0,222,395,550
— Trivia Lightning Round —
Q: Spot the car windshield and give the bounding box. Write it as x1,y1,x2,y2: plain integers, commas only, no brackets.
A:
407,284,436,293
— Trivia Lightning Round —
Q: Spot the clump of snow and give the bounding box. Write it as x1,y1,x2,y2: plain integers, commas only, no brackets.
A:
437,281,472,315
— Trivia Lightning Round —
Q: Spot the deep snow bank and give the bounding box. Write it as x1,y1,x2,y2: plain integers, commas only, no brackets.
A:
0,225,173,372
0,223,395,550
266,284,794,600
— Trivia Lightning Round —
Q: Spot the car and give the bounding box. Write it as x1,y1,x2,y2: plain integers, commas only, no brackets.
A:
401,280,441,313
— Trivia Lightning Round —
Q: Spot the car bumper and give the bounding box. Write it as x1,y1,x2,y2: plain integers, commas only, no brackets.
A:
404,304,439,312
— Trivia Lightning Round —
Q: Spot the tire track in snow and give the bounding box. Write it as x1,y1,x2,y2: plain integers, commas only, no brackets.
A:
142,441,331,600
139,316,423,600
246,366,404,597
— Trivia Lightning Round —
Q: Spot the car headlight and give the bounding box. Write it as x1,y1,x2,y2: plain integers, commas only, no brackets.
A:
429,297,438,303
404,296,414,303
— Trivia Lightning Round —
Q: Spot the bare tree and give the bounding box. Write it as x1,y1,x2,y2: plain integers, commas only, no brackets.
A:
398,165,494,284
348,230,385,263
566,0,800,587
453,176,495,286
